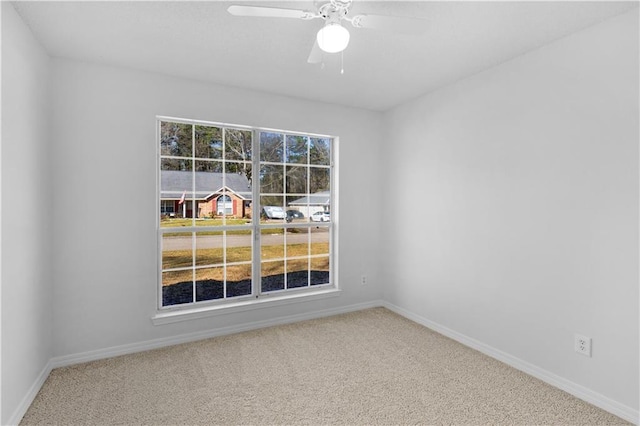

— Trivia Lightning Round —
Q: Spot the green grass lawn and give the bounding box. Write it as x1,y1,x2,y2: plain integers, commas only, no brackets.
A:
162,242,329,286
162,242,329,269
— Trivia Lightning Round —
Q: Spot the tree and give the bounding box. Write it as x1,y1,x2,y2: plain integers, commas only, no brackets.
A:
160,121,192,171
309,137,330,166
194,125,222,160
225,129,252,184
309,138,330,193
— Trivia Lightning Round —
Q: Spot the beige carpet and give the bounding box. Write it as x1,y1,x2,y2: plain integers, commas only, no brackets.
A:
21,308,629,425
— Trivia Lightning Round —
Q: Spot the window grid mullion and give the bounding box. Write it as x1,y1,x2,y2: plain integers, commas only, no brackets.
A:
222,128,227,299
191,124,197,303
283,137,288,291
252,129,260,297
307,142,311,288
223,230,227,299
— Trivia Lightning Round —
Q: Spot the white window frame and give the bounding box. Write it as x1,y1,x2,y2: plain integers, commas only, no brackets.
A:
154,116,339,324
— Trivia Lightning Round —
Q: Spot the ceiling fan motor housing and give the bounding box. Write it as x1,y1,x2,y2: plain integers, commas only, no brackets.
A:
330,0,352,10
318,1,350,22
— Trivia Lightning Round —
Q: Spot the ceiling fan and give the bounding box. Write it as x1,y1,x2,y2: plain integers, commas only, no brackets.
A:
227,0,427,64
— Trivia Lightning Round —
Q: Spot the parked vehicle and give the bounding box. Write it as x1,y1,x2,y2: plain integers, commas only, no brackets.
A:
262,206,286,219
311,211,330,222
286,210,304,222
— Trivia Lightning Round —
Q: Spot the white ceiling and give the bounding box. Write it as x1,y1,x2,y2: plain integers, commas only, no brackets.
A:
12,1,637,111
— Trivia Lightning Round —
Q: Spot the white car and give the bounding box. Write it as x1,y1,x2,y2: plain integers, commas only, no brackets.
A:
262,206,286,219
311,211,330,222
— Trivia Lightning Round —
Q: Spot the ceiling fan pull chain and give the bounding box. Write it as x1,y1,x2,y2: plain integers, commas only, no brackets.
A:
341,51,345,74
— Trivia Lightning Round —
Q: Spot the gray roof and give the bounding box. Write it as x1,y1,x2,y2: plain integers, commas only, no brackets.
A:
161,170,251,200
288,191,330,206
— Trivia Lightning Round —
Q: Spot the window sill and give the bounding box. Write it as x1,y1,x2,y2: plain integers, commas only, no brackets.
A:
152,288,341,325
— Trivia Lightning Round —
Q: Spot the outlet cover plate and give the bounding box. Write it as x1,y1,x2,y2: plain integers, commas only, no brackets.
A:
574,334,592,357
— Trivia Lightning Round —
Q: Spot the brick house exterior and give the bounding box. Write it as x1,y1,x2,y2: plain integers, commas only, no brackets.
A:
161,170,251,218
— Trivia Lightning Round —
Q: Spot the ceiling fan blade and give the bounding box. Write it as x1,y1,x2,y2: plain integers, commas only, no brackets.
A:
227,5,309,19
350,14,427,35
307,40,322,64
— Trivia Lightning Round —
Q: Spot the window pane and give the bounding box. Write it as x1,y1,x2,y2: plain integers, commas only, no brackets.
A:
286,227,309,289
285,195,309,222
195,233,223,267
193,161,221,220
160,159,193,223
286,228,308,258
286,135,308,164
225,161,253,217
260,164,284,194
226,264,252,297
160,121,192,157
195,125,222,159
195,267,224,301
262,261,285,292
310,256,330,285
310,226,329,255
286,166,307,195
226,232,252,263
287,259,309,289
225,128,252,162
162,270,193,306
261,231,284,260
310,138,330,166
260,132,283,163
160,160,195,221
309,167,330,193
163,233,193,270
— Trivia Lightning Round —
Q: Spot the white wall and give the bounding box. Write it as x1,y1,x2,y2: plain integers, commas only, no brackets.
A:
50,58,383,358
6,3,638,423
383,9,639,414
1,3,53,424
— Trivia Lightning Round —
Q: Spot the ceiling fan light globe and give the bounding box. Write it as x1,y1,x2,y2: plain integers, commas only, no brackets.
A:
316,23,350,53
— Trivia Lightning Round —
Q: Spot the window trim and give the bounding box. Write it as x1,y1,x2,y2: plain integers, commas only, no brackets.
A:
151,287,342,325
156,116,338,320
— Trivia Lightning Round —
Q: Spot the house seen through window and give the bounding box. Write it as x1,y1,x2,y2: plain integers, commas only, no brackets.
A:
158,118,333,308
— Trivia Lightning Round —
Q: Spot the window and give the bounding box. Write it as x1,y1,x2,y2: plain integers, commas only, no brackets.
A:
158,117,334,310
216,195,233,215
160,200,175,215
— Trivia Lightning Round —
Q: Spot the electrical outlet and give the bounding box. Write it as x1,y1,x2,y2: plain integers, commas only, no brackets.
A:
361,275,367,285
574,334,592,357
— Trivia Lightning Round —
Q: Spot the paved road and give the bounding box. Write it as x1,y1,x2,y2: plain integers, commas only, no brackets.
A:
163,228,329,250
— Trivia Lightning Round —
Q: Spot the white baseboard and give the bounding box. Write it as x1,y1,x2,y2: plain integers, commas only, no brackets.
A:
7,360,53,426
382,301,639,425
50,300,384,369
